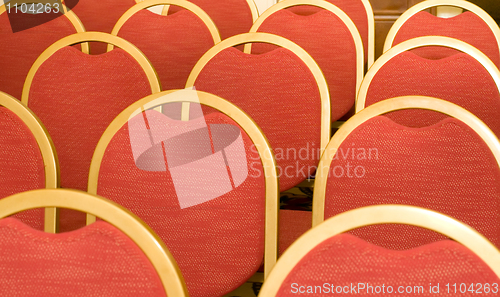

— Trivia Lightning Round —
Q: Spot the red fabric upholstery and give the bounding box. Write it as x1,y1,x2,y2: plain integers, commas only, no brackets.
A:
194,47,323,191
0,12,78,99
0,107,45,230
278,209,311,255
323,116,500,250
96,110,266,297
393,11,500,67
27,46,152,231
117,9,215,91
277,233,500,296
286,0,369,63
168,0,254,40
253,8,357,121
364,51,500,136
70,0,137,54
0,217,166,296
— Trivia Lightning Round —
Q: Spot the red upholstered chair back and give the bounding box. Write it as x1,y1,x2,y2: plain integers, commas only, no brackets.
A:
0,219,167,296
259,205,500,297
313,97,500,250
187,33,331,192
384,1,500,68
0,189,189,296
279,0,374,66
70,0,137,54
0,92,57,232
111,0,220,91
249,0,364,122
22,33,160,232
167,0,258,40
88,90,278,297
0,5,85,99
357,37,500,137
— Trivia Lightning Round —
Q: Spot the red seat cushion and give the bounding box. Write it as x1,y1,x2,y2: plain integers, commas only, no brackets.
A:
0,107,45,230
324,116,500,249
278,209,311,255
285,0,369,63
365,51,500,137
0,218,166,296
194,47,323,191
117,9,215,91
96,110,266,297
253,8,358,121
393,11,500,67
0,12,78,99
277,233,500,296
27,46,152,231
70,0,137,54
168,0,254,40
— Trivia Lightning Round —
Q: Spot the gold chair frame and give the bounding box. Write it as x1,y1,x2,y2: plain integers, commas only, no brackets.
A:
87,89,280,278
277,0,374,67
313,96,500,226
186,32,331,154
0,188,188,297
357,36,500,112
0,92,59,233
259,204,500,296
21,31,161,105
109,0,221,52
383,0,500,55
248,0,364,98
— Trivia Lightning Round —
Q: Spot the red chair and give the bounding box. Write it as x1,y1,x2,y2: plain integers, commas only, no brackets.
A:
249,0,364,123
70,0,138,54
383,0,500,68
259,205,500,297
88,89,279,297
0,189,187,297
357,36,500,138
167,0,259,40
187,32,331,192
0,91,58,232
110,0,221,91
0,2,86,99
278,0,374,67
22,32,160,232
313,96,500,250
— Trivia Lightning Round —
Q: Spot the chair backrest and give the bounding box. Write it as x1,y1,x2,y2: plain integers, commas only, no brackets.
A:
278,0,374,67
357,36,500,137
0,91,58,233
88,89,279,297
71,0,138,54
0,188,187,297
0,2,86,99
259,205,500,297
313,96,500,250
21,32,160,232
249,0,364,123
186,32,331,192
383,0,500,68
22,32,160,192
110,0,220,91
167,0,259,40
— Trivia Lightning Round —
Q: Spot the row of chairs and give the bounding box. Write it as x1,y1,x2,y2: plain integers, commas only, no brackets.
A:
5,189,499,297
3,85,500,295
